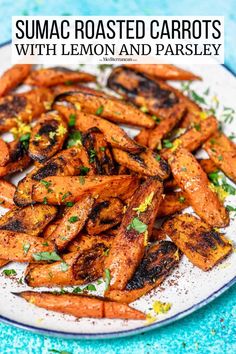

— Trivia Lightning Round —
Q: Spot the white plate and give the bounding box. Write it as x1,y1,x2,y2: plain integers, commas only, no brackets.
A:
0,41,236,339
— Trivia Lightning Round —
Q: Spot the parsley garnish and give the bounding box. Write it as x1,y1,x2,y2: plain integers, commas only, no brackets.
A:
84,284,96,291
178,196,186,203
68,114,76,127
62,192,72,201
79,176,85,185
104,268,111,291
89,149,97,163
127,217,148,233
80,166,90,175
67,131,82,148
163,139,173,149
68,216,79,223
66,202,74,207
72,287,82,293
155,154,161,161
33,251,62,262
2,269,17,276
95,105,104,116
40,180,51,189
23,243,30,255
60,262,69,272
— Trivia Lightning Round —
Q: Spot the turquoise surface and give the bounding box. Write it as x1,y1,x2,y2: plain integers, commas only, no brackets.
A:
0,1,235,353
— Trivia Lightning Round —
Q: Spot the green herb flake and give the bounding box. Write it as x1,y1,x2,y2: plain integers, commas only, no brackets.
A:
84,284,96,291
104,268,111,291
2,269,17,277
42,241,49,246
20,133,30,142
80,166,90,175
33,251,62,262
178,196,186,203
72,287,82,293
191,91,206,105
226,205,236,212
95,105,104,116
68,216,79,223
62,192,72,201
66,202,74,207
151,115,161,123
40,179,52,189
43,197,48,205
163,139,173,149
79,176,85,185
127,217,148,233
23,242,30,255
218,155,223,161
155,154,161,161
67,131,82,148
100,146,106,152
140,106,149,113
194,123,201,131
68,114,76,127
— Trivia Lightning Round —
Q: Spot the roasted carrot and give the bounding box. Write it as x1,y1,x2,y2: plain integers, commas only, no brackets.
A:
25,67,96,87
148,106,185,150
134,128,151,147
161,116,218,159
0,259,9,268
106,241,180,303
112,147,170,179
32,175,140,204
157,191,188,218
198,158,218,175
16,291,145,320
0,204,57,236
124,64,201,81
66,233,114,253
0,180,16,209
0,230,56,262
86,197,124,235
82,128,116,175
168,148,229,227
53,107,143,154
204,132,236,183
0,64,32,97
0,88,53,132
105,177,163,290
14,146,91,207
56,91,156,128
0,154,31,177
29,111,68,163
47,195,94,250
162,213,232,271
52,84,109,98
0,139,10,166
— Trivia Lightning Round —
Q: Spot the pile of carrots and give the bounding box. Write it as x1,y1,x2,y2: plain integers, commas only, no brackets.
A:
0,62,235,321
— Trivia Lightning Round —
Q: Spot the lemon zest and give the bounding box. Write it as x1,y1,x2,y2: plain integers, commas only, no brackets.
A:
153,301,172,315
133,192,154,214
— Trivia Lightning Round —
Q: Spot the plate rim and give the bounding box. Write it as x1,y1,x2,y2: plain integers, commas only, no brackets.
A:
0,40,235,339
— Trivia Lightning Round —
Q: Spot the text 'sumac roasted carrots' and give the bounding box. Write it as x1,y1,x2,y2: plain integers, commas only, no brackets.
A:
16,292,146,320
0,179,16,209
32,175,140,204
0,230,56,262
105,177,163,290
0,64,32,97
56,91,156,128
106,241,180,303
25,67,96,87
162,214,232,271
169,148,229,227
124,64,201,81
204,132,236,183
47,195,94,250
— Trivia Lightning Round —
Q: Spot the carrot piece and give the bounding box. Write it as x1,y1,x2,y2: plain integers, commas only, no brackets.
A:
47,195,94,250
17,291,145,320
0,180,15,209
0,230,56,262
168,148,229,227
0,139,10,166
32,175,140,205
0,64,32,97
134,128,151,147
157,191,188,218
162,213,232,271
112,147,170,179
105,177,163,290
57,91,156,128
124,64,201,81
204,132,236,183
25,67,96,87
106,241,180,303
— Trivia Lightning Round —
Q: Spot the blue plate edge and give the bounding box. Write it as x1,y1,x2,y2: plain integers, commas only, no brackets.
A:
0,39,235,339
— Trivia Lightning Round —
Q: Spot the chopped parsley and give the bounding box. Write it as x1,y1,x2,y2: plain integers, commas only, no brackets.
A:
33,251,62,262
80,166,90,175
40,180,52,189
104,268,111,291
95,105,104,116
43,197,48,205
190,91,206,104
62,192,72,201
2,269,17,277
155,154,161,161
20,133,31,142
67,131,82,148
151,115,161,123
178,196,186,203
68,114,76,127
194,123,201,131
79,176,85,185
127,217,148,233
100,146,106,152
163,139,173,149
23,242,31,255
226,205,236,212
84,284,96,291
72,286,82,293
68,216,79,223
66,202,74,207
89,149,97,163
60,262,69,272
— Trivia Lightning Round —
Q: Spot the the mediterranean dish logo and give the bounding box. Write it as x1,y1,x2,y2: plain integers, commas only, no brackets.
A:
12,16,224,65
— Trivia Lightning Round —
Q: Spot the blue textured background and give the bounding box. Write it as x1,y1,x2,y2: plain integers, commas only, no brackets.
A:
0,1,235,353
